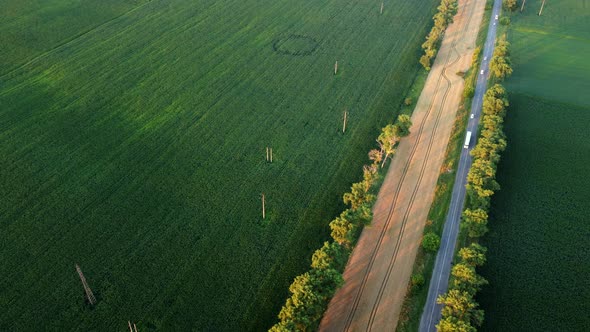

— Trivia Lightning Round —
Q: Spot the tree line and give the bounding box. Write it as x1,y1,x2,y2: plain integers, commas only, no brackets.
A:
270,114,412,332
436,33,513,331
420,0,459,70
489,35,513,80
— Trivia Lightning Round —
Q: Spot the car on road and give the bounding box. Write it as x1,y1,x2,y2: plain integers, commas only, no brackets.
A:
470,114,474,119
495,14,499,20
484,56,487,61
480,69,484,75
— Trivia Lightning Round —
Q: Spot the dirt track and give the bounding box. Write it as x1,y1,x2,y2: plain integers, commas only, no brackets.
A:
319,0,486,331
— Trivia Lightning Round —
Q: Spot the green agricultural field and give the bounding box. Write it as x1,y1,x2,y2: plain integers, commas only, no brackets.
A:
505,0,590,107
0,0,437,330
479,1,590,330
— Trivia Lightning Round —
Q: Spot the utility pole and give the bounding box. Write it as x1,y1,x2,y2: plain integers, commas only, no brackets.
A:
380,2,384,14
266,147,269,162
334,60,338,75
261,193,266,219
538,0,546,15
520,0,526,12
270,148,273,163
76,264,96,306
342,110,348,133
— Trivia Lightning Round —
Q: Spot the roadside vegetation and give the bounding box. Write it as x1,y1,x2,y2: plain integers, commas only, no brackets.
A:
435,13,514,324
420,0,459,70
436,81,510,331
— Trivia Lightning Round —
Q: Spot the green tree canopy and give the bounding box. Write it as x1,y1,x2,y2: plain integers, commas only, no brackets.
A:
502,0,518,11
422,232,441,252
461,207,489,238
458,243,487,266
396,114,413,137
274,268,344,332
450,263,488,295
311,241,349,271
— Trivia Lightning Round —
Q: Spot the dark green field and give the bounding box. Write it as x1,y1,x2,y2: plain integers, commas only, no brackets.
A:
0,0,437,330
479,1,590,330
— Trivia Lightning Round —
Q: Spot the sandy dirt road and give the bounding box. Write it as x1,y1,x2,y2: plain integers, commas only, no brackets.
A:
319,0,486,331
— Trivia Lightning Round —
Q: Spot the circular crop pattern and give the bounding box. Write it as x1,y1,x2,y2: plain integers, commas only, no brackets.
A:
272,35,319,56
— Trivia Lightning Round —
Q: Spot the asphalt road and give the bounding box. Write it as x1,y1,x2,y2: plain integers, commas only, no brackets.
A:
418,0,503,330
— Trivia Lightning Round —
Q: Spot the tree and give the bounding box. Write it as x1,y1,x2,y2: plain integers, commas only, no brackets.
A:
436,316,476,332
465,186,491,210
368,149,383,166
396,114,412,137
461,208,489,238
422,232,441,252
377,124,401,167
411,273,425,288
502,0,518,11
489,55,513,80
362,165,379,192
471,46,481,66
330,211,355,246
458,243,487,266
420,54,433,71
343,181,376,210
463,80,475,98
311,242,349,271
437,289,482,322
274,268,344,332
330,206,372,246
466,158,499,194
493,35,510,57
450,263,488,295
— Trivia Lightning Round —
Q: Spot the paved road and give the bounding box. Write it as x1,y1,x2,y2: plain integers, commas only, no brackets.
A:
418,0,502,331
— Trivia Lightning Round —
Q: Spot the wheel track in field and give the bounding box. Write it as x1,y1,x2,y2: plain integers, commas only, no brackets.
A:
341,1,475,330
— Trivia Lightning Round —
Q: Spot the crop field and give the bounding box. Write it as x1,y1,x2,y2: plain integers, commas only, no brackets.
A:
0,0,437,330
478,1,590,331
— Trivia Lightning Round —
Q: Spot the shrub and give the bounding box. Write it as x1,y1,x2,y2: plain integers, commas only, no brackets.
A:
411,273,425,288
502,0,518,11
463,81,475,98
422,232,441,252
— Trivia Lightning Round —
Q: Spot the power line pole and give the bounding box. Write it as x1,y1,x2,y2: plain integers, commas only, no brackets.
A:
261,193,266,219
75,264,96,306
334,60,338,75
380,2,384,14
538,0,546,15
342,110,348,133
520,0,526,12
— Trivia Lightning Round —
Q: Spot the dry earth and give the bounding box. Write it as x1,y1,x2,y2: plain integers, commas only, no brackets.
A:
319,0,486,330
